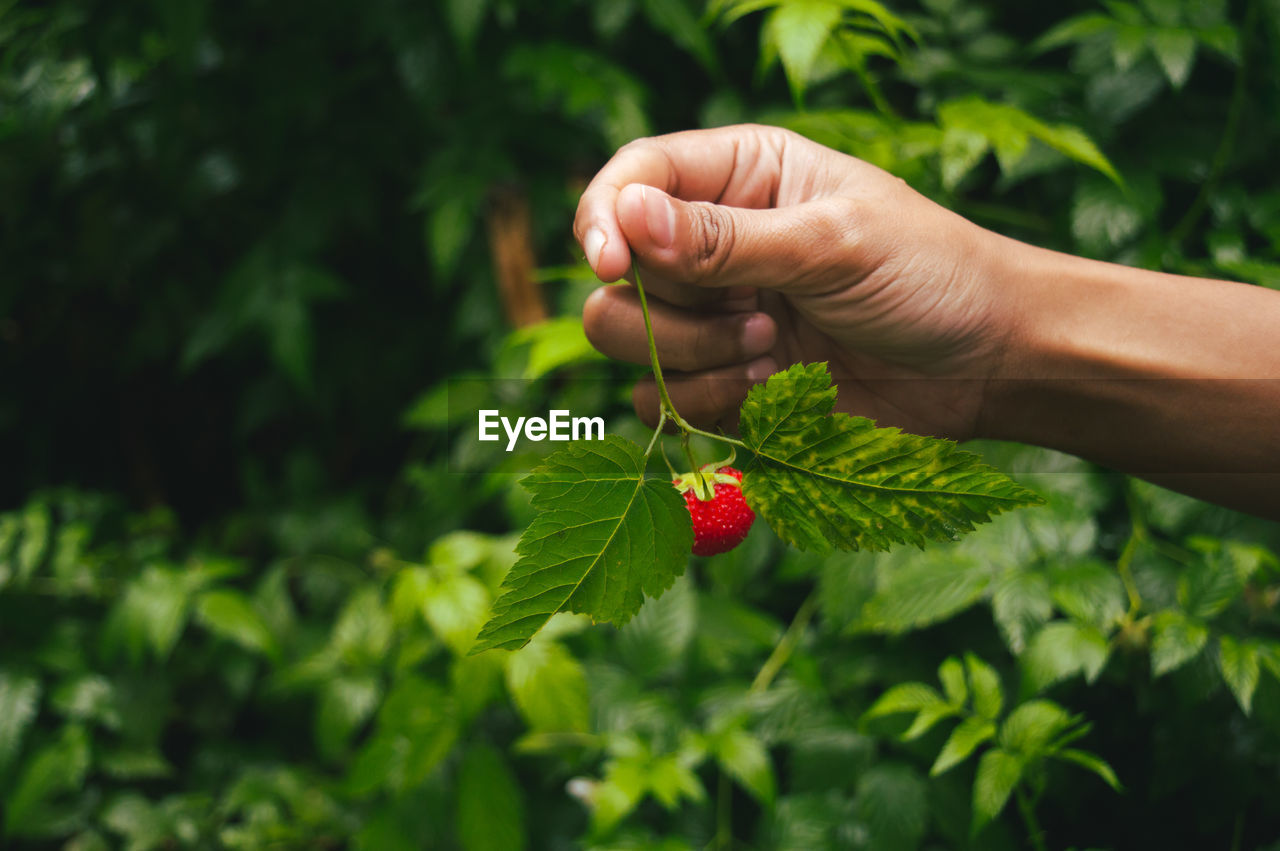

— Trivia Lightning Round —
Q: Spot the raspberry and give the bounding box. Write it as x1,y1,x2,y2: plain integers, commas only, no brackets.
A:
672,466,756,556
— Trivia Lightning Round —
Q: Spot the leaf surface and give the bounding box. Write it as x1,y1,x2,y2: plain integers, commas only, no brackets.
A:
473,436,692,653
739,363,1041,553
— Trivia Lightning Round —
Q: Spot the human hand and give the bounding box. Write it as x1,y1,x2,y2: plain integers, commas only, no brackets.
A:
574,123,1025,441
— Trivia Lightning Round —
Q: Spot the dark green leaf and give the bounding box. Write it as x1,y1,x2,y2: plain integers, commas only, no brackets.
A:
473,436,692,653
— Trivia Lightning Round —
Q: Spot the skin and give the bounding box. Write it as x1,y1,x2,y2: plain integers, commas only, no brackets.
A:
574,124,1280,519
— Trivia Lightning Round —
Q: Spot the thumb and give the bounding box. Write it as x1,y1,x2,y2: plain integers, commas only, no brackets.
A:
616,182,859,290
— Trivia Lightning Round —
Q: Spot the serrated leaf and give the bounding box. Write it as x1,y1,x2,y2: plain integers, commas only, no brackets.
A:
999,699,1076,754
1218,636,1260,715
0,673,41,773
932,717,996,776
965,654,1004,721
17,502,51,585
4,724,90,836
1049,560,1126,629
765,0,842,101
457,744,526,851
472,436,692,653
714,726,775,804
1032,13,1116,53
855,763,928,850
857,553,992,633
423,571,491,656
1056,748,1122,791
194,589,280,660
1150,610,1209,677
1149,28,1197,87
902,703,961,741
504,637,590,733
991,571,1053,653
971,748,1023,835
938,657,968,707
862,682,947,721
1021,621,1110,693
739,363,1039,554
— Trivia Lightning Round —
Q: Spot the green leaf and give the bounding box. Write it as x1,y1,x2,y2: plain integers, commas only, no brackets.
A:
1049,560,1126,630
1032,13,1117,53
855,763,928,850
1056,748,1123,791
642,0,718,72
765,0,842,102
472,436,692,653
965,653,1004,721
0,673,41,773
1149,28,1197,87
902,703,961,741
104,566,192,665
1218,636,1261,715
739,363,1039,554
931,717,996,776
998,699,1076,754
4,724,91,836
316,675,382,760
938,657,968,707
714,726,776,804
1149,610,1209,677
423,571,491,656
194,589,280,660
857,553,992,633
506,317,605,381
971,748,1023,835
1021,621,1110,693
616,574,697,680
991,571,1053,653
445,0,490,52
862,682,947,721
457,744,526,851
17,502,51,585
504,636,590,733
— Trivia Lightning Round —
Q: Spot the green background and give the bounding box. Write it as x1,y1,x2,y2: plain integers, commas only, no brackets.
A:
3,0,1280,848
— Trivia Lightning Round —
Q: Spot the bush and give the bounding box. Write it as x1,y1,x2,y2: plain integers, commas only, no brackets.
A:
3,0,1280,848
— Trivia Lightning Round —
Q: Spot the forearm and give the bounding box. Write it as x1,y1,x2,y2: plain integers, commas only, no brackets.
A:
980,238,1280,518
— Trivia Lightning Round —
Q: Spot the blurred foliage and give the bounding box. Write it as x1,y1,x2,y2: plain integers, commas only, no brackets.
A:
3,0,1280,848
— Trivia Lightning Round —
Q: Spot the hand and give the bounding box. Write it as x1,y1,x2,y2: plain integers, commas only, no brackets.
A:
573,124,1022,441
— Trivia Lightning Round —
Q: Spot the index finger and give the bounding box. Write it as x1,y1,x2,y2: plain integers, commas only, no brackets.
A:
574,124,788,282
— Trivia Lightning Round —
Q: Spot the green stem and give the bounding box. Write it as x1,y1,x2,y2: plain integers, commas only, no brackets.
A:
752,591,819,693
644,409,668,459
633,259,687,430
1015,786,1049,851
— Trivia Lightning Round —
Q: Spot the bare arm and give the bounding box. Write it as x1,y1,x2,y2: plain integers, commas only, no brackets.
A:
574,125,1280,520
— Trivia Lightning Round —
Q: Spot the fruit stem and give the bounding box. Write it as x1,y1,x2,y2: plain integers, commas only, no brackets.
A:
643,408,667,459
632,257,750,455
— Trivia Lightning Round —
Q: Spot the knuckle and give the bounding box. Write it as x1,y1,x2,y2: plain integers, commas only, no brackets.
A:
686,203,735,283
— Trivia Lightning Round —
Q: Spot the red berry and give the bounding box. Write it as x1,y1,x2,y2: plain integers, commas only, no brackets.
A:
672,466,756,556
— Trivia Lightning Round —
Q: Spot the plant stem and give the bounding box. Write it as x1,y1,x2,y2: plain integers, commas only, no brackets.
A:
1015,786,1049,851
633,258,687,430
644,409,668,459
751,590,819,693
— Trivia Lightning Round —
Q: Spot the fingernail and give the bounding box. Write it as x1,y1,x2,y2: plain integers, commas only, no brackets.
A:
584,227,606,271
740,314,774,355
747,357,778,383
641,186,675,248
